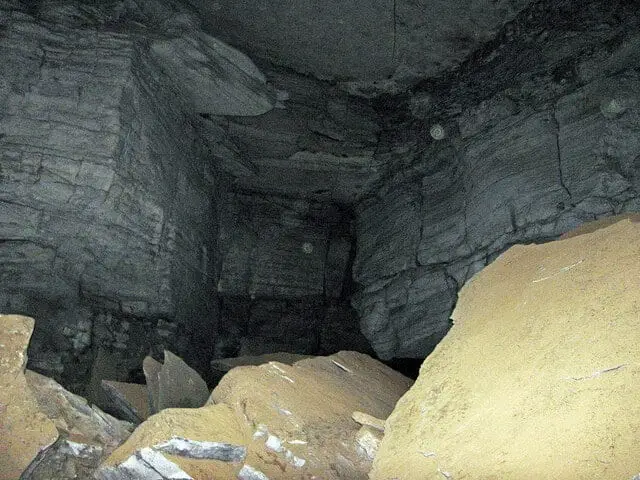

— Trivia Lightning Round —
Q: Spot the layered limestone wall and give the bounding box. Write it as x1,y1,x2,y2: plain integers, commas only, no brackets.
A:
353,2,640,359
214,192,372,357
0,8,219,389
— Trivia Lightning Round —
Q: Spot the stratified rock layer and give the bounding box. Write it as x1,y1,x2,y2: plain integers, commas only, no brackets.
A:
371,218,640,479
354,32,640,359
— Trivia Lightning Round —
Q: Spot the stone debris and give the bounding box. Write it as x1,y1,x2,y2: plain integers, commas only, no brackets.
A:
25,370,133,451
99,403,252,479
237,464,270,480
153,436,246,462
0,315,59,480
143,356,163,415
157,351,210,411
351,411,385,432
101,380,150,424
21,370,133,479
355,426,383,461
371,218,640,479
96,447,193,480
211,351,412,479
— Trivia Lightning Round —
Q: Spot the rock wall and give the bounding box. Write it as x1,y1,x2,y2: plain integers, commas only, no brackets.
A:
215,192,372,357
354,2,640,359
0,8,219,389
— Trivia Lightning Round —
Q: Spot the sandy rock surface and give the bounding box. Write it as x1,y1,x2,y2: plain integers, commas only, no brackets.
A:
371,218,640,479
0,315,58,480
211,350,412,479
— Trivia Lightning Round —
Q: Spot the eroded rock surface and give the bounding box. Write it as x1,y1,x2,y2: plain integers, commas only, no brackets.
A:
371,218,640,479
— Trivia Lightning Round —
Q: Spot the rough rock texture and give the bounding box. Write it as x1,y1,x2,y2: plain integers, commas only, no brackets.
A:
0,6,223,387
156,351,210,411
211,351,413,479
188,0,531,84
98,403,251,479
371,217,640,479
101,380,150,424
21,370,133,480
0,315,58,480
100,351,412,478
149,32,276,116
353,2,640,359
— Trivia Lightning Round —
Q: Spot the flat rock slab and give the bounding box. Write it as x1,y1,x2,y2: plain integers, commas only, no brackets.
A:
0,315,58,480
210,352,310,377
211,351,413,479
101,380,150,424
26,370,132,451
371,218,640,479
158,351,210,411
143,356,162,414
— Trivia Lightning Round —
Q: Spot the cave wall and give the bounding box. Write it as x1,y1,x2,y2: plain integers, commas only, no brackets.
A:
214,192,372,357
353,2,640,359
0,8,219,390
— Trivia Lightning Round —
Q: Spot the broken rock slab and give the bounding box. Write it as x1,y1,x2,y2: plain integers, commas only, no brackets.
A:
371,218,640,479
150,32,276,116
97,403,255,479
210,352,310,383
211,351,413,479
143,351,210,415
21,370,133,480
0,315,58,480
102,380,150,424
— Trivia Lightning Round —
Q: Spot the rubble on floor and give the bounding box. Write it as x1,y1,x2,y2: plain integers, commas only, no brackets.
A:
98,351,411,479
371,217,640,479
1,314,411,480
0,315,133,480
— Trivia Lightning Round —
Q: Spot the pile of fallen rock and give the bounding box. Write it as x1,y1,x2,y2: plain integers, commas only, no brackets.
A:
0,315,411,479
3,216,640,479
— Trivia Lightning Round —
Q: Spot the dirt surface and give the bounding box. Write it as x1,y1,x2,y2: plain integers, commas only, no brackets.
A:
0,315,58,480
371,218,640,479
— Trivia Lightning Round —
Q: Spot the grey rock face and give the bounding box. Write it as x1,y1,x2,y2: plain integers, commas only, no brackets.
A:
153,436,246,462
150,33,276,116
354,64,640,358
200,69,381,203
188,0,531,82
0,8,219,386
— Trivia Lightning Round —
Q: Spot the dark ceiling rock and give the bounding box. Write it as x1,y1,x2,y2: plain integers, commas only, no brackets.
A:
150,32,277,116
188,0,532,89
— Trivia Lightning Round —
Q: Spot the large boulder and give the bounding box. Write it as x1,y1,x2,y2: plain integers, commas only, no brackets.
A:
0,315,58,480
371,217,640,479
211,351,412,479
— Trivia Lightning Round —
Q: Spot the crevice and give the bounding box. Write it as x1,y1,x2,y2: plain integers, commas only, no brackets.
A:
551,106,574,205
392,0,397,60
